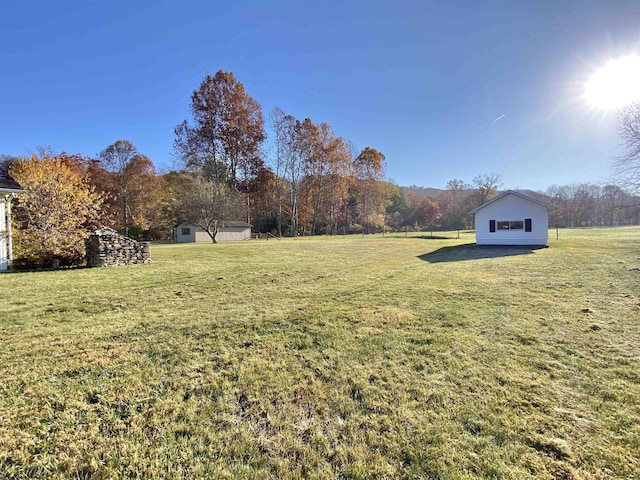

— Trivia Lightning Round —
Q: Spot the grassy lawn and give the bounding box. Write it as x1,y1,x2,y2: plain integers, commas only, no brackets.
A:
1,227,639,479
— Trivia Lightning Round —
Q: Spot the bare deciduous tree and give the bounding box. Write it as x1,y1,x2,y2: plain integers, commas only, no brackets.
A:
98,140,136,235
270,107,288,238
616,101,640,193
179,175,245,243
472,172,503,206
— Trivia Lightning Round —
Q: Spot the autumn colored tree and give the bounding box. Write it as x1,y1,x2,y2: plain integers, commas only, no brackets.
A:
440,179,472,233
174,71,265,187
98,140,162,237
296,120,322,235
288,118,317,236
322,171,351,235
385,183,412,231
408,196,441,232
291,119,351,235
9,152,103,267
86,159,117,226
311,125,351,235
123,154,163,237
269,111,356,236
352,147,387,233
244,166,279,233
159,170,196,239
273,115,308,236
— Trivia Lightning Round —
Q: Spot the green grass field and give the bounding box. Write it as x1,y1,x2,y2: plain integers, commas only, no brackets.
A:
1,228,639,479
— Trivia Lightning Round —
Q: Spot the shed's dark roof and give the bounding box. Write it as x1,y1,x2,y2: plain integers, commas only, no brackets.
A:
224,221,252,228
0,167,24,192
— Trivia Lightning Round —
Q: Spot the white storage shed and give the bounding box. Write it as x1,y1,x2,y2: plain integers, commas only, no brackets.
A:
469,190,555,246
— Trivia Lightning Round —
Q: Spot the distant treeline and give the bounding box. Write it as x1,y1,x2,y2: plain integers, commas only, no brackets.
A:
4,149,635,243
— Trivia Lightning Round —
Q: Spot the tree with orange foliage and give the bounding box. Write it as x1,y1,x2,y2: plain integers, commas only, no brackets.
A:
98,140,162,237
9,151,103,267
408,196,441,233
353,147,387,233
174,71,265,188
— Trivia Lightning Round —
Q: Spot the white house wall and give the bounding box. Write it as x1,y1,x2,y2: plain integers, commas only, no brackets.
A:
475,194,549,245
0,198,6,270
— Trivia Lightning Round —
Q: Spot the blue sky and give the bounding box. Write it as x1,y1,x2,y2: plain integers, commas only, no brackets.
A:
1,0,639,191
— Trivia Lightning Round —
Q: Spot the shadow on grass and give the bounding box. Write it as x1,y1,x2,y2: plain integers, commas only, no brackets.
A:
419,243,547,263
0,265,93,274
415,235,451,240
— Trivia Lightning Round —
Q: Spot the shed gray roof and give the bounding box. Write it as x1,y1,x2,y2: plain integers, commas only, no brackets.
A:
223,221,252,228
469,190,555,214
178,221,253,228
0,167,25,193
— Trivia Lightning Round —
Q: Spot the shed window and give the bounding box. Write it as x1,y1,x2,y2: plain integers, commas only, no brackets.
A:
489,220,496,232
510,221,523,230
525,218,532,232
181,227,191,235
497,221,524,230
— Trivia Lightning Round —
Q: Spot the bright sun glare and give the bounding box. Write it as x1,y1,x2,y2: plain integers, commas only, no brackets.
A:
585,55,640,110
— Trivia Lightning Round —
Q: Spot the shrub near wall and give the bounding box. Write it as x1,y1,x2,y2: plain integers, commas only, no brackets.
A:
85,228,151,267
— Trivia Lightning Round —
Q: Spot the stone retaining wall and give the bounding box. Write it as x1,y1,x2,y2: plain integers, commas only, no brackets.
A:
85,227,151,267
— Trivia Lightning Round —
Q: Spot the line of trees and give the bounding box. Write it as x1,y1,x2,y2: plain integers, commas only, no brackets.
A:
172,71,390,240
2,77,639,267
540,183,640,227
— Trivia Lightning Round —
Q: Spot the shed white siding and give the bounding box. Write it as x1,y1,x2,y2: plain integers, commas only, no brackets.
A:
177,224,196,243
195,230,211,242
176,223,252,243
215,226,251,242
473,193,550,246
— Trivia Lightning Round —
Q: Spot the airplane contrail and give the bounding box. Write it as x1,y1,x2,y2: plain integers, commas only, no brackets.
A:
493,113,506,123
